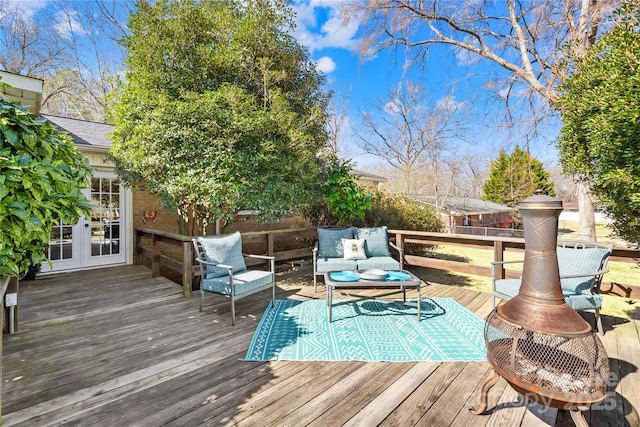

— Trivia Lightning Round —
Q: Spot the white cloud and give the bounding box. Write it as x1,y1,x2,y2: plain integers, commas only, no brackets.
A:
384,99,401,114
52,9,87,39
292,1,361,54
1,0,46,20
316,56,336,73
436,94,468,112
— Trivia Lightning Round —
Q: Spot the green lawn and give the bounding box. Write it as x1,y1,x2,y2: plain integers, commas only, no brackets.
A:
413,222,639,320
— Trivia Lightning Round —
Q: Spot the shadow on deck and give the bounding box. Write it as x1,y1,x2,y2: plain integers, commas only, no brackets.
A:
2,265,638,426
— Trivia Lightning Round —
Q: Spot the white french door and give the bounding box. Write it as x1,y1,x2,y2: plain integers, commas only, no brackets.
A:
43,172,126,273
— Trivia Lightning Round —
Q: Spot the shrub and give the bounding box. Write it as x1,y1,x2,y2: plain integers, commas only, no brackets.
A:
363,189,441,231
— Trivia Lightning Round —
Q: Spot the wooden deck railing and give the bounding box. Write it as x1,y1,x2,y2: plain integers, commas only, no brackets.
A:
135,227,317,296
136,227,640,298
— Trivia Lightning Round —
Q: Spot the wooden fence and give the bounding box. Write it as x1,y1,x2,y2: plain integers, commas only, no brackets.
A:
136,227,640,298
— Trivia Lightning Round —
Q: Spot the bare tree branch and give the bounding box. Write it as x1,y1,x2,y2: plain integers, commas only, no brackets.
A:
353,81,467,194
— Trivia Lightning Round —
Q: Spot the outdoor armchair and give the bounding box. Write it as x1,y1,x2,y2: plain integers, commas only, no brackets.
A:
193,232,275,325
491,239,613,335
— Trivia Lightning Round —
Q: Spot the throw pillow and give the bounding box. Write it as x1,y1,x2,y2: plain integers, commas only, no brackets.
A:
342,238,367,260
317,227,354,258
198,232,247,278
356,226,391,257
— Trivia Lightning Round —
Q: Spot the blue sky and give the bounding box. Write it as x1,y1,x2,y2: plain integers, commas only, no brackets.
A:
290,1,562,169
7,0,562,170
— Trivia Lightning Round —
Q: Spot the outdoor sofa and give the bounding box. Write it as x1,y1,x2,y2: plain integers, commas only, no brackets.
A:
312,226,403,292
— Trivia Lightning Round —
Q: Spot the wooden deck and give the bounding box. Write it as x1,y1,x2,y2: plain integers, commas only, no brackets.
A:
2,265,638,426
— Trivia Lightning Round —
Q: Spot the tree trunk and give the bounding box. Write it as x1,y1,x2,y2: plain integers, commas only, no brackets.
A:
577,180,596,241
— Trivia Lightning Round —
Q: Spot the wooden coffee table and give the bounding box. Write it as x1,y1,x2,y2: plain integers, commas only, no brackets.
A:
324,270,423,322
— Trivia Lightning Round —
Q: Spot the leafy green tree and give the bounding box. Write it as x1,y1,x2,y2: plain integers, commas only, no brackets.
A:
0,95,92,277
558,2,640,243
109,0,328,235
325,157,372,226
483,145,555,211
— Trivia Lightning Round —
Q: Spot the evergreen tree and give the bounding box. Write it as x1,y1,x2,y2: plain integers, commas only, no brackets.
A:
482,145,555,211
108,0,328,235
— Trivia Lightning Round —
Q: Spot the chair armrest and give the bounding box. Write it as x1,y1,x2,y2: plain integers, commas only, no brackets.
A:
312,241,318,253
243,253,275,260
389,241,402,254
491,260,524,266
244,253,276,272
389,241,404,270
560,268,609,280
195,258,233,271
561,268,609,293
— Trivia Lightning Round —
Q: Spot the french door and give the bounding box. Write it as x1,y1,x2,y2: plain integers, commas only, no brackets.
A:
43,173,126,272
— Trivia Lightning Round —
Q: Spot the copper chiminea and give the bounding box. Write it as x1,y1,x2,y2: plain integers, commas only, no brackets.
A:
469,194,609,426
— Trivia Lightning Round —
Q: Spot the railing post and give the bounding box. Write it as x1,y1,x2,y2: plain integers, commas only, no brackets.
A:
494,240,505,280
395,232,405,261
134,230,141,265
182,240,192,298
267,232,274,269
151,232,160,278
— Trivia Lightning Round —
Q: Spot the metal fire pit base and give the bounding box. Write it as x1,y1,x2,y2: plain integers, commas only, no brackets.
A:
468,370,591,427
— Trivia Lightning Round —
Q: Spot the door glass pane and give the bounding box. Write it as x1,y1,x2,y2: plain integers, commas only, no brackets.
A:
90,177,121,256
48,222,73,260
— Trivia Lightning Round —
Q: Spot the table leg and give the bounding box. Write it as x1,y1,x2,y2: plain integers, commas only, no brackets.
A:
328,285,333,322
417,283,421,321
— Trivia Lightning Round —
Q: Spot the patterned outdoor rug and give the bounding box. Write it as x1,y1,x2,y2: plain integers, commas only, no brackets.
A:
243,298,487,362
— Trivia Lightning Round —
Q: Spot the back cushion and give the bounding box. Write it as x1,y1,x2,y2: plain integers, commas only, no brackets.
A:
317,227,354,258
198,232,247,278
356,226,391,257
557,246,610,293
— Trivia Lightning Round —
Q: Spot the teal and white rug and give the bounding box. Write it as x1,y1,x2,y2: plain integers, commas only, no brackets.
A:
243,298,487,362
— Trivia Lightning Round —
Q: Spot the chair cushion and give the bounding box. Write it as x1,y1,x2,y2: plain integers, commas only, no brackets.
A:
558,246,610,293
494,278,522,299
315,258,358,273
564,292,603,310
202,270,273,296
356,226,391,257
198,232,246,278
356,256,400,271
342,238,367,260
317,228,354,258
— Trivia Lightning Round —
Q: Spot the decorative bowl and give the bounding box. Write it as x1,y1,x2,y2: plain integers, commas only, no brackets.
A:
358,269,387,280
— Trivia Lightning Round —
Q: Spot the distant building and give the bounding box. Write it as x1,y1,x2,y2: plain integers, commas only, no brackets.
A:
351,168,388,189
408,195,514,229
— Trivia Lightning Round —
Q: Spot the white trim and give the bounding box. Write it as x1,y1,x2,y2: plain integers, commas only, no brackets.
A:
0,71,44,92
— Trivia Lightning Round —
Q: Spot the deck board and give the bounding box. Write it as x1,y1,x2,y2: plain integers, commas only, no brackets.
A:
2,264,638,426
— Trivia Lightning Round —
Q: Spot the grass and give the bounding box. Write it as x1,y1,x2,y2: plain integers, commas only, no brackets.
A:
410,221,639,321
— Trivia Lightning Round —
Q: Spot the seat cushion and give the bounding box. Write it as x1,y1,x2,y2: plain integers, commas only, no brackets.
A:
315,258,358,273
198,232,246,278
356,226,391,257
494,278,522,299
202,270,273,296
558,246,610,293
317,228,354,258
564,292,603,310
356,256,399,271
